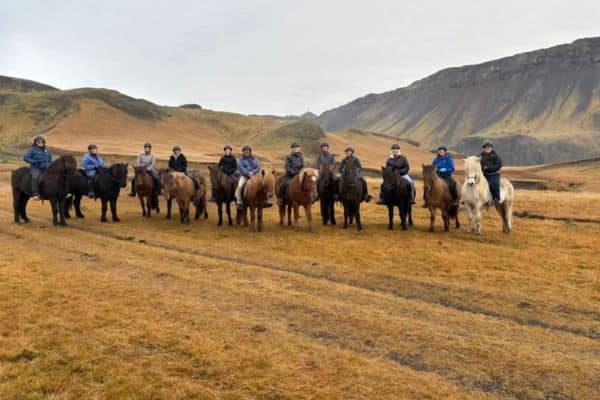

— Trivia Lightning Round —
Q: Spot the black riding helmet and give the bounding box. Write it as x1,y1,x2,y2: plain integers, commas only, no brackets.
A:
437,145,448,151
88,144,97,151
172,145,181,152
223,144,232,151
242,144,252,152
33,134,46,144
390,144,400,150
320,142,329,148
291,142,300,148
482,139,494,148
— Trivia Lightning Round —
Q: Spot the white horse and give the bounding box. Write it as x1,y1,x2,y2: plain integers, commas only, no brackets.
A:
461,156,514,235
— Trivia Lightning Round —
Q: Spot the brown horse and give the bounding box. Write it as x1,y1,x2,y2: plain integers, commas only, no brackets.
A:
275,168,319,232
236,170,276,232
192,174,209,221
134,166,159,217
161,171,206,224
208,164,238,226
422,164,460,232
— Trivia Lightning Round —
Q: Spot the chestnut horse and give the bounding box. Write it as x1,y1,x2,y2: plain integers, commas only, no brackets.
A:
134,166,159,217
236,170,276,232
318,163,337,225
422,164,460,232
161,171,207,224
276,168,319,232
208,164,238,226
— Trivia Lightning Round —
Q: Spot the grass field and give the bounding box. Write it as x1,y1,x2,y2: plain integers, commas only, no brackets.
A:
0,160,598,399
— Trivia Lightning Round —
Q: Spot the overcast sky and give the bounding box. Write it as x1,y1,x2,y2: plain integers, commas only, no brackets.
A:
2,1,599,115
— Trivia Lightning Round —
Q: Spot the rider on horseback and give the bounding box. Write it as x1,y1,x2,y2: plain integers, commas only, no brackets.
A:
210,144,238,203
480,139,503,205
236,145,267,209
23,134,52,200
339,147,372,202
315,142,336,169
82,144,106,198
377,143,415,205
129,142,161,196
168,145,187,172
278,142,304,206
428,145,458,207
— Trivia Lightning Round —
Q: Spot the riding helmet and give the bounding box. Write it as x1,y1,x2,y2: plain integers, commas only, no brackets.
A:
345,146,354,152
482,139,494,148
172,145,181,152
32,134,46,143
320,142,329,148
223,144,232,151
88,144,98,151
437,145,448,151
390,144,401,150
242,144,252,151
291,142,300,148
144,142,152,148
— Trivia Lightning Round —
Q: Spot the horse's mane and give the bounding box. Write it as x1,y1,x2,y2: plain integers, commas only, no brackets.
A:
422,164,438,184
45,155,76,175
463,156,483,175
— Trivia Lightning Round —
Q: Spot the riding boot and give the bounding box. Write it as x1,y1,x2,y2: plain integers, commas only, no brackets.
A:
88,177,95,198
128,178,136,196
361,179,372,202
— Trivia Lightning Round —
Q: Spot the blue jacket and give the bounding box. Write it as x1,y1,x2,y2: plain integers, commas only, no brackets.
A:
23,145,52,170
432,155,455,177
82,153,106,177
238,155,260,177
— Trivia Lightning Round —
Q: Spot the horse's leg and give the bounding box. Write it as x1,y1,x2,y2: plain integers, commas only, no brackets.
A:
408,204,413,226
330,201,336,225
287,205,293,227
139,195,146,217
50,198,59,226
442,208,449,232
226,202,233,226
428,207,435,232
475,203,483,235
304,204,313,232
216,202,223,226
249,206,256,232
400,203,408,231
166,197,172,219
110,198,120,222
257,206,264,232
75,195,84,218
203,198,208,219
278,205,284,226
292,204,300,229
455,212,460,229
464,203,474,233
355,203,362,231
343,203,349,229
146,195,152,218
13,190,22,224
59,198,68,226
504,201,513,234
184,200,191,224
101,198,109,222
320,200,327,225
65,197,72,219
387,204,394,230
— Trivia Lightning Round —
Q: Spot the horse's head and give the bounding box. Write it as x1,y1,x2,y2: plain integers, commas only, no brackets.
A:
301,168,319,202
422,164,437,185
134,166,146,181
318,163,333,187
207,164,220,185
63,155,78,175
343,159,359,186
261,170,276,202
463,156,482,186
113,163,129,188
381,166,396,193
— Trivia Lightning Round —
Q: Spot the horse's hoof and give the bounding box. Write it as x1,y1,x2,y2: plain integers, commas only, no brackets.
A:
23,218,31,223
388,226,393,230
77,215,85,219
401,226,407,231
14,220,21,225
101,219,108,223
428,228,434,233
113,218,120,222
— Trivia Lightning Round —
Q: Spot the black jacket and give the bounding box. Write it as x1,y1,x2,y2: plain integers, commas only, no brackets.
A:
480,150,502,175
218,155,238,176
169,154,187,172
285,152,304,176
385,155,409,175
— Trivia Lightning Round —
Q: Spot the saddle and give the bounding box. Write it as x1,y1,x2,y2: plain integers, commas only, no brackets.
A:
186,171,200,190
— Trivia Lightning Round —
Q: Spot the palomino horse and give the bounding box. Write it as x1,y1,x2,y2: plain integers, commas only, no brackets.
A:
276,168,319,232
12,155,77,226
237,170,276,232
161,171,203,224
67,163,129,222
134,166,159,217
208,164,238,226
462,156,514,235
422,164,460,232
318,163,337,225
380,166,413,230
339,159,364,230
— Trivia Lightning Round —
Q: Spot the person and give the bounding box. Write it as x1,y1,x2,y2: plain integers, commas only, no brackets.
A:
376,143,415,205
23,134,52,200
235,144,267,209
429,145,458,207
129,142,161,196
168,145,187,172
339,146,372,202
315,142,336,169
82,144,106,198
480,139,503,204
278,142,304,206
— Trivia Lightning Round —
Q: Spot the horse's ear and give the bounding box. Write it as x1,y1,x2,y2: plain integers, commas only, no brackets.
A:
271,169,276,175
261,170,265,177
381,166,385,170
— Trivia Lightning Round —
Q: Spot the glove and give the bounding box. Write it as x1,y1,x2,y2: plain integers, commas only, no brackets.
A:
439,168,447,173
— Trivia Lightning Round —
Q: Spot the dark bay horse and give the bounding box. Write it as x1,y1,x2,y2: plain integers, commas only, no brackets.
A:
318,163,336,225
381,166,413,230
134,166,159,217
67,163,129,222
12,155,77,225
275,168,319,232
422,164,460,232
339,159,363,230
236,170,275,232
208,164,238,226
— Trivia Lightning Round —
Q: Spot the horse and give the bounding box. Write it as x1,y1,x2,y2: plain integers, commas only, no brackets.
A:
191,173,208,221
462,156,514,235
66,163,129,222
422,164,460,232
318,163,336,225
236,170,276,232
339,158,364,230
161,170,205,224
134,166,159,217
275,168,319,232
11,155,77,226
208,164,238,226
380,166,413,230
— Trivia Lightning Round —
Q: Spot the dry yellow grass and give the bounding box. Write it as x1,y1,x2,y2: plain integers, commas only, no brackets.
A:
0,163,598,399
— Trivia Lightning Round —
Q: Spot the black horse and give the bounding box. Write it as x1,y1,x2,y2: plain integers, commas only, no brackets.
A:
381,166,413,230
67,163,129,222
12,155,77,225
318,162,336,225
339,158,363,230
208,164,238,226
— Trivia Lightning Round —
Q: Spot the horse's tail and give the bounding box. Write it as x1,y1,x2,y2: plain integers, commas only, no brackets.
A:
448,201,459,219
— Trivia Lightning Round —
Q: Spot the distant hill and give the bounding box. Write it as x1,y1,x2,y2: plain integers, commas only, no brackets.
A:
317,38,600,165
0,75,59,92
